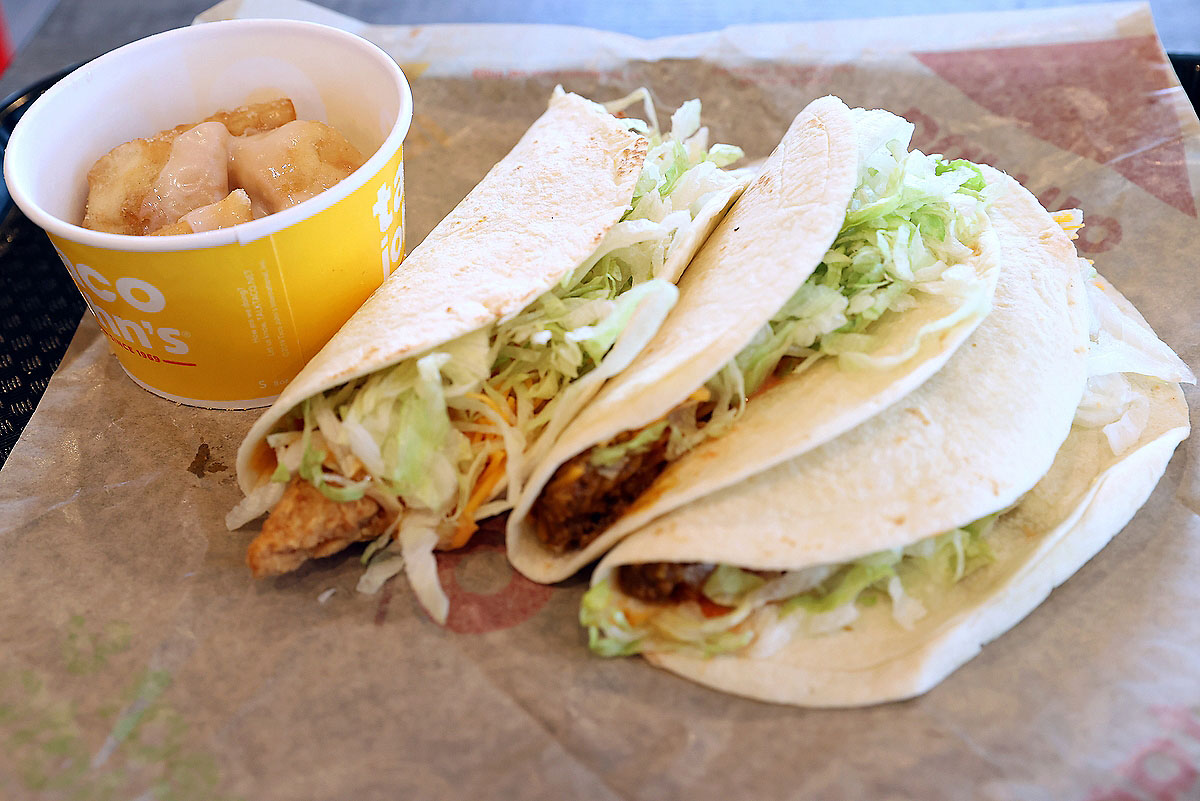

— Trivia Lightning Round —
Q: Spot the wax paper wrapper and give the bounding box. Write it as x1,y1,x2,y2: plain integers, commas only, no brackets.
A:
1,2,1198,799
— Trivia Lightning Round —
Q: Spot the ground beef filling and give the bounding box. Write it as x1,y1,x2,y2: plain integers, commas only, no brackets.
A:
616,562,717,603
530,426,672,554
616,562,785,604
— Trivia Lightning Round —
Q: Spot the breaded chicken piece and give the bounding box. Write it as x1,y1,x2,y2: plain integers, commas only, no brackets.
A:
247,478,392,578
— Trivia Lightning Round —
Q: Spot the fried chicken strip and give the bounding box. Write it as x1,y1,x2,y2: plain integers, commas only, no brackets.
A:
247,478,392,577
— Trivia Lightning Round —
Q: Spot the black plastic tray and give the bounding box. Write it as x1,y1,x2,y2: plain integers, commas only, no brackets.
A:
0,64,87,466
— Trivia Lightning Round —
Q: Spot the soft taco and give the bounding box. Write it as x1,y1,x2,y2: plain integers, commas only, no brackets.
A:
508,96,1002,582
228,87,748,621
580,168,1194,706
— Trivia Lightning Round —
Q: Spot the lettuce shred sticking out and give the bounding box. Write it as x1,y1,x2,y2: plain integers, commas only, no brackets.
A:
258,92,744,622
1072,261,1195,455
605,109,994,469
583,513,999,658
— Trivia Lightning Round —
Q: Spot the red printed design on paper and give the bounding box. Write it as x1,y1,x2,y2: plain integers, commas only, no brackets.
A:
435,520,555,635
1084,706,1200,801
916,36,1195,217
904,105,1124,255
1120,739,1199,801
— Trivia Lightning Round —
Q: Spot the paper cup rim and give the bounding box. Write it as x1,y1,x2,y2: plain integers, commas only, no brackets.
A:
121,364,279,409
3,18,413,251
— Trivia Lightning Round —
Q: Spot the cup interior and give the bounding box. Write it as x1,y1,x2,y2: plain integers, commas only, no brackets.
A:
5,18,411,250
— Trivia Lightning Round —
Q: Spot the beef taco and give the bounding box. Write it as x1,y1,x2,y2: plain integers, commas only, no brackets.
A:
228,87,748,621
580,168,1194,706
508,97,1002,582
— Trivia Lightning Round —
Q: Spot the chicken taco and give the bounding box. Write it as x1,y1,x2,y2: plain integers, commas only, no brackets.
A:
229,87,748,620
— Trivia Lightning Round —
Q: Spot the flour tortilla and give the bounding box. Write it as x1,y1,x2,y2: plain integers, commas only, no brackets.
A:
644,343,1188,707
508,99,1001,583
591,173,1190,706
233,89,739,497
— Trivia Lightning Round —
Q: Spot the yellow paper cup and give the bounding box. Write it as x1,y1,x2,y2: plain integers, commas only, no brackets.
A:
4,19,412,408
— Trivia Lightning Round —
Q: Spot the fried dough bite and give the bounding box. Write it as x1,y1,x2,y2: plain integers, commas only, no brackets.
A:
150,188,253,235
229,120,365,216
206,97,296,137
82,99,297,234
140,121,232,232
82,137,175,234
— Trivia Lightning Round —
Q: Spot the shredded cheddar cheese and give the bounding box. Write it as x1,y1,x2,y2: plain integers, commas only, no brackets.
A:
451,450,507,548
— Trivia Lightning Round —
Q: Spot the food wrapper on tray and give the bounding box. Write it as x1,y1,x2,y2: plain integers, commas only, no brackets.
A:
1,1,1197,798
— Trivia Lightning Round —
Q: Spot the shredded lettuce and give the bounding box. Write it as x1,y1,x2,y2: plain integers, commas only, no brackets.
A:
397,514,448,624
355,552,406,595
224,481,285,530
589,109,993,476
584,513,1000,658
581,578,756,657
590,420,668,468
702,565,767,606
738,111,992,387
581,580,646,657
780,552,900,617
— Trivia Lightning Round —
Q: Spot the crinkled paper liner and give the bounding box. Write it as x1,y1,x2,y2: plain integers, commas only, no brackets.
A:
0,2,1196,798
